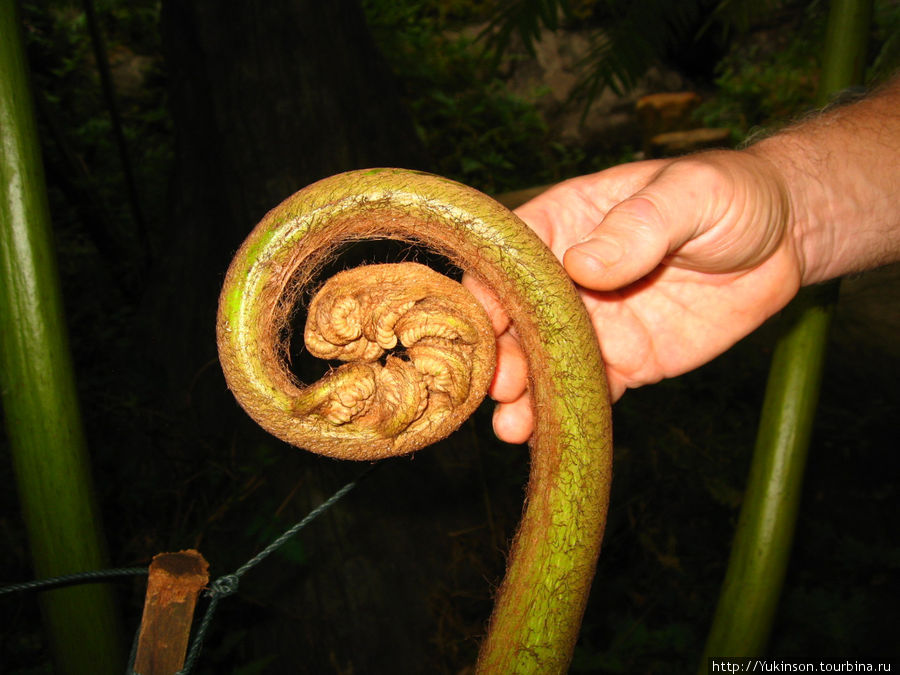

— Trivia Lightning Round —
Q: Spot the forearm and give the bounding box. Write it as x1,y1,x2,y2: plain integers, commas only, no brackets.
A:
747,75,900,285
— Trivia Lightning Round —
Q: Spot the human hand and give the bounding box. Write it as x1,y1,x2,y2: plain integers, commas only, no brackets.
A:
467,150,805,444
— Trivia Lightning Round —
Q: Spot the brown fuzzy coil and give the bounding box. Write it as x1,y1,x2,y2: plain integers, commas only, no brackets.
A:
226,262,495,460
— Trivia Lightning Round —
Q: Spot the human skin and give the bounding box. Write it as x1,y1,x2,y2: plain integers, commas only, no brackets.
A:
473,76,900,444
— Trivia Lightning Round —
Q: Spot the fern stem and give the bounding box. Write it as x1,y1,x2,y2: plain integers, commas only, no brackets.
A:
217,168,613,672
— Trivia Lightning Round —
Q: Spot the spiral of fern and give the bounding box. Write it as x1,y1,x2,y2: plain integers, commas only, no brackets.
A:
217,168,612,673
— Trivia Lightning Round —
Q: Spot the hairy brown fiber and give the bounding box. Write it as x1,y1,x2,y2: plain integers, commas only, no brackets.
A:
292,262,495,458
217,168,612,673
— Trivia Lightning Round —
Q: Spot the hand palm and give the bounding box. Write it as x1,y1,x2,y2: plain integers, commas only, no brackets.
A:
577,253,798,399
474,153,803,442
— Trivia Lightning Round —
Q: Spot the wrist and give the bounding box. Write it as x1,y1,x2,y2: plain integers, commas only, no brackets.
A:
745,132,828,286
746,81,900,285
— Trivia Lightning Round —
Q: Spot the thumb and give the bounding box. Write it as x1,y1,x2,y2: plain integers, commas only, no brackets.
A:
563,157,726,291
563,196,674,291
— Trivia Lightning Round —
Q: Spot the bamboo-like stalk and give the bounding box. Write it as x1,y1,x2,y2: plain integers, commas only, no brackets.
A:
701,0,873,663
0,2,123,673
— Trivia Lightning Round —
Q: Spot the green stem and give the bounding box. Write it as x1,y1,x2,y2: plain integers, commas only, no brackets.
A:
0,2,122,673
818,0,873,100
702,283,838,659
701,0,872,662
217,168,613,673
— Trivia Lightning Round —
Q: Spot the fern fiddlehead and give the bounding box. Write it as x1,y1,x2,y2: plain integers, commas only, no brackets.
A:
216,168,613,673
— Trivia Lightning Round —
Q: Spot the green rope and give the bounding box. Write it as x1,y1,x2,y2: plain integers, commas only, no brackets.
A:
147,469,370,675
0,567,148,596
1,470,370,674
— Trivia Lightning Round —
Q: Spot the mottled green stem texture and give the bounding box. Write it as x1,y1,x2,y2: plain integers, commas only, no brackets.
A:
217,168,613,673
0,2,122,673
701,0,872,663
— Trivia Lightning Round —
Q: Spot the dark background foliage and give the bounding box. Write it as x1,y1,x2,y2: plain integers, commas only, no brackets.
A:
1,0,898,672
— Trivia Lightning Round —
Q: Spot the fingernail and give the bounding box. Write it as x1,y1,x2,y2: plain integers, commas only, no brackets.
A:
571,236,624,267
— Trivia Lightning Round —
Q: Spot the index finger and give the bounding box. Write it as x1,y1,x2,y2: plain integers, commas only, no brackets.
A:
461,273,511,336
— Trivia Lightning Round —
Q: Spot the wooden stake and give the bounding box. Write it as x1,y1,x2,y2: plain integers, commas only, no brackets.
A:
134,550,209,675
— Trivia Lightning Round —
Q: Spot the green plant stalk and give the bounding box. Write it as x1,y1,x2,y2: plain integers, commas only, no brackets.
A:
701,0,872,661
0,2,122,673
217,168,613,673
818,0,873,100
701,283,838,659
